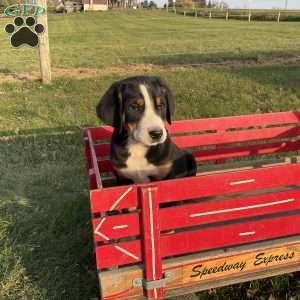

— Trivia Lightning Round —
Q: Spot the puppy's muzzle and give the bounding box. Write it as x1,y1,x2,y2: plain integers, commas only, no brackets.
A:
149,129,163,142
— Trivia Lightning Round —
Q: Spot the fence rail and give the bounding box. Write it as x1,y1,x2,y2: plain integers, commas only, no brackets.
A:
172,7,300,22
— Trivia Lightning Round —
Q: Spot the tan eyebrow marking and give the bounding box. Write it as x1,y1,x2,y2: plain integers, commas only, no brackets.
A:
136,98,145,107
156,96,161,106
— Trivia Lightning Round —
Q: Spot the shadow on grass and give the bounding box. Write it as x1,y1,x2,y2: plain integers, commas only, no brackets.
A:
0,128,99,299
137,49,300,66
229,64,300,91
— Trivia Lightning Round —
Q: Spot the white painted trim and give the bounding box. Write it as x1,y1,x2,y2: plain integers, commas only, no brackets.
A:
113,225,128,230
239,231,256,236
110,187,133,211
94,218,107,237
114,246,139,261
189,198,295,218
230,179,255,185
93,186,138,262
96,231,110,241
148,188,158,298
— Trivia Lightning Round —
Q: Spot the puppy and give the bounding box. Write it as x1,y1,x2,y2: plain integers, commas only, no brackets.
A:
96,76,197,184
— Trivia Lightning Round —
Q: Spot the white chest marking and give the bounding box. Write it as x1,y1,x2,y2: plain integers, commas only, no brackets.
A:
118,143,170,183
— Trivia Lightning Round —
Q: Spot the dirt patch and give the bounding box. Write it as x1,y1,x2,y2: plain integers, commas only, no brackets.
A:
0,64,159,83
1,56,300,83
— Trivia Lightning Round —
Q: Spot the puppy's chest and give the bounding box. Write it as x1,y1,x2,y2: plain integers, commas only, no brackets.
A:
118,143,171,183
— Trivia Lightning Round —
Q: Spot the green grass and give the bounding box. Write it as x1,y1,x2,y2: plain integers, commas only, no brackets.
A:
1,10,300,300
1,10,300,72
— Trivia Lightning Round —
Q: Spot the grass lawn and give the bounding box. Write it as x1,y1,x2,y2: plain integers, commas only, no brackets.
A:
1,10,300,72
1,10,300,300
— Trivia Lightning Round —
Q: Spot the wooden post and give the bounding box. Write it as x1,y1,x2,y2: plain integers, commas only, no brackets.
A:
277,11,281,22
209,11,212,19
248,11,251,22
183,10,186,16
226,11,228,21
37,0,51,84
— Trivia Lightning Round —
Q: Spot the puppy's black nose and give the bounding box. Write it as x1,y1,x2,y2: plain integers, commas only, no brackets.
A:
149,129,163,141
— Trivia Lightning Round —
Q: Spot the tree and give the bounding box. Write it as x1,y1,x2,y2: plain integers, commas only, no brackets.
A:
148,0,157,8
141,0,148,7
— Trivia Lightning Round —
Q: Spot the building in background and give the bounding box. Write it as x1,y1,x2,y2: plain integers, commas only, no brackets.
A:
83,0,108,10
168,0,205,8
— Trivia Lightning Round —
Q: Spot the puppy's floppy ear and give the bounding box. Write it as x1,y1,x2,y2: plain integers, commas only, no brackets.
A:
155,77,175,124
96,81,124,133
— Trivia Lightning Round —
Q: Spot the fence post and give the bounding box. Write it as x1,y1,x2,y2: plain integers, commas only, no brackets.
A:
209,11,212,19
277,11,281,22
37,0,51,84
226,11,228,21
139,186,164,299
248,11,251,22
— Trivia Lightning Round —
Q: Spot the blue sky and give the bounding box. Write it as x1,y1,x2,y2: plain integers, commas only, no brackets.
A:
157,0,300,9
226,0,300,9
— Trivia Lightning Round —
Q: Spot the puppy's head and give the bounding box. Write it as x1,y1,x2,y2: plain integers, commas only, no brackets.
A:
96,76,175,146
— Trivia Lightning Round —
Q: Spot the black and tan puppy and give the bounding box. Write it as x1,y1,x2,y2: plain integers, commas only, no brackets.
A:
96,76,197,184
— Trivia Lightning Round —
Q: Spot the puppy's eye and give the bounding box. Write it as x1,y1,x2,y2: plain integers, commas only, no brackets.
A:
157,103,165,110
130,103,143,111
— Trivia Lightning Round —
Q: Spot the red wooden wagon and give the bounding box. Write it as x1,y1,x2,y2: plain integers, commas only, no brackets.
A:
84,111,300,300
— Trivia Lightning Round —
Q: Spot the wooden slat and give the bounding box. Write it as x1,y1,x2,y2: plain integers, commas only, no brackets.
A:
172,126,300,149
87,111,300,143
160,213,300,258
96,240,141,269
99,158,292,188
198,157,293,175
92,189,300,242
93,213,140,242
96,213,300,269
91,163,300,214
90,185,137,213
94,139,300,162
100,265,144,300
155,163,300,205
194,140,300,161
166,111,300,134
94,140,300,173
160,189,300,231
